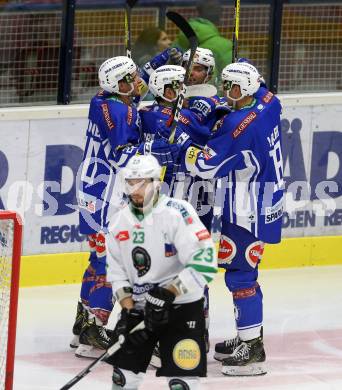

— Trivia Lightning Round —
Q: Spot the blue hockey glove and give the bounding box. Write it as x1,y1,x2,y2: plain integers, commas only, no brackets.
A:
155,120,191,149
138,138,181,167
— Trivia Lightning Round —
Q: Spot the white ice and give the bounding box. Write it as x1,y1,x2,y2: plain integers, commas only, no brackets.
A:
13,265,342,390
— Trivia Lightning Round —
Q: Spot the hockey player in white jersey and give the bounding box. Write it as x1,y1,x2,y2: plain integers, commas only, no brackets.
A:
105,154,217,390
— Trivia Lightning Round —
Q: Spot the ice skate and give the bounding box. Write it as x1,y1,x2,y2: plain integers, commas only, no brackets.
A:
221,336,266,376
70,301,88,348
75,317,111,359
214,335,241,361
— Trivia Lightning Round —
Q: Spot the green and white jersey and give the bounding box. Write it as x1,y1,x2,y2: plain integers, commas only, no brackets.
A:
106,194,217,305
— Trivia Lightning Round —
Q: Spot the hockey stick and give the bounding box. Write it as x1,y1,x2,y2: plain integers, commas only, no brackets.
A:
232,0,240,63
165,11,198,144
59,321,145,390
159,12,198,182
185,83,218,98
125,0,139,58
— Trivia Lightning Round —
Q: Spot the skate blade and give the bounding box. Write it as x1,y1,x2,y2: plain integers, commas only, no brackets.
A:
222,362,267,376
70,335,80,349
149,354,161,369
75,343,104,359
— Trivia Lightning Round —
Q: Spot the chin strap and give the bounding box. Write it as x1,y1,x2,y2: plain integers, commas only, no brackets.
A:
117,83,135,96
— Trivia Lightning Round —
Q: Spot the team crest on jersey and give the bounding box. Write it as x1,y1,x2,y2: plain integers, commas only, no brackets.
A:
218,235,236,265
132,246,151,276
245,241,264,268
115,231,130,241
232,111,257,139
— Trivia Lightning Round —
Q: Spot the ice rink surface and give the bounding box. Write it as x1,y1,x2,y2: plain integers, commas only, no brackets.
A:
13,266,342,390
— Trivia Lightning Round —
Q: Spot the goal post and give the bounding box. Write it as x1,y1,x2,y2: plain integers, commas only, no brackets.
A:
0,211,23,390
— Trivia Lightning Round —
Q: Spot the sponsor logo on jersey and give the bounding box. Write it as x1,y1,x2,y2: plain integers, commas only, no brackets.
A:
262,91,274,104
190,99,211,116
115,230,130,241
185,146,200,165
132,283,155,295
127,106,133,125
245,241,264,268
172,339,201,370
218,235,236,265
165,242,177,257
166,200,192,224
161,107,190,125
132,246,151,276
265,198,283,224
101,103,115,130
196,229,211,241
232,111,257,139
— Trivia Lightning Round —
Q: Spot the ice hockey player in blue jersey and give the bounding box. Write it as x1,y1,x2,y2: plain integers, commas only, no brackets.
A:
70,56,143,359
185,61,284,376
139,65,211,185
182,47,229,128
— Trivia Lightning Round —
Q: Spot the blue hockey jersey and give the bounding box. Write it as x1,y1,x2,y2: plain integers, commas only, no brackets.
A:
185,88,284,243
187,94,229,128
139,103,211,148
78,90,141,234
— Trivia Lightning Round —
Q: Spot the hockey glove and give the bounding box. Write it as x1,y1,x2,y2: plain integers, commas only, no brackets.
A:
168,47,183,65
155,120,192,149
145,286,176,332
112,308,149,350
139,138,181,167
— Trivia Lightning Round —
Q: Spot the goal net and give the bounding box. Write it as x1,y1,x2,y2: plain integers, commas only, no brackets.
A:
0,211,22,390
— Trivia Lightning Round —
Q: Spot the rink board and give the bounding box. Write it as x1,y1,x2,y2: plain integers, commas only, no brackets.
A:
0,93,342,286
19,235,342,286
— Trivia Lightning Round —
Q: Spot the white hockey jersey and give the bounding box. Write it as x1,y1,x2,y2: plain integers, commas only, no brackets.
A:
106,194,217,305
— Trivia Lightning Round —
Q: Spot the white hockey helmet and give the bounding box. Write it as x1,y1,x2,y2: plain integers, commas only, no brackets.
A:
124,154,162,181
149,65,185,102
98,56,137,95
183,47,215,75
221,62,261,100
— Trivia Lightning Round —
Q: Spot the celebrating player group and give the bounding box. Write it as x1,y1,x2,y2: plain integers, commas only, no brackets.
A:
64,8,284,390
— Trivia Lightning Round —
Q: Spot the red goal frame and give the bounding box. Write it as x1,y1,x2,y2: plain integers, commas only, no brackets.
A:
0,211,22,390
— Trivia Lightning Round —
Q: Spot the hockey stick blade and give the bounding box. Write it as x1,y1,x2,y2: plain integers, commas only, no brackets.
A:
166,11,197,44
59,321,145,390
